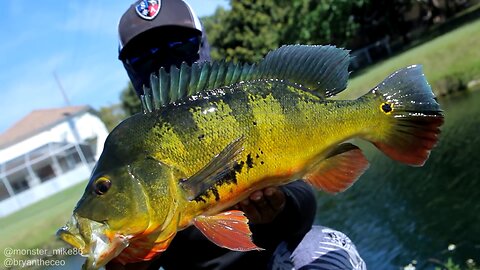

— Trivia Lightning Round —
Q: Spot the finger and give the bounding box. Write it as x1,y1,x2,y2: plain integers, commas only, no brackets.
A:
249,190,264,201
230,203,240,210
264,187,286,211
239,198,261,223
251,191,273,214
250,190,278,223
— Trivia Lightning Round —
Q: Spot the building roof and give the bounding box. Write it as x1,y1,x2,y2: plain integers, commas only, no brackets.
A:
0,106,91,149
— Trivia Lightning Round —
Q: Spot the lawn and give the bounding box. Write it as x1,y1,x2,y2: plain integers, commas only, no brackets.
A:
336,18,480,99
0,181,87,262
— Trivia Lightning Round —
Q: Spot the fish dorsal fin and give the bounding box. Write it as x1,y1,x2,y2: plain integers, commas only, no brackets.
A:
256,45,350,97
142,45,351,113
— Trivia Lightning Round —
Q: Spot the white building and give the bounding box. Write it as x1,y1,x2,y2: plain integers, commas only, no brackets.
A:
0,106,109,217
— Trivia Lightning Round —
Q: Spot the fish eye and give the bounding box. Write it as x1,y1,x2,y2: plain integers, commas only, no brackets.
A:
380,102,394,114
94,177,111,195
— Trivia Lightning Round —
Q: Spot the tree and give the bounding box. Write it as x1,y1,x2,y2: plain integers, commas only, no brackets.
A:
281,0,369,47
204,0,288,63
120,82,142,117
98,104,126,131
204,0,418,58
204,0,370,62
353,0,413,46
202,7,231,61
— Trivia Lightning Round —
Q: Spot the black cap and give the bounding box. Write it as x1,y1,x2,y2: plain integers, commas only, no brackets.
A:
118,0,203,58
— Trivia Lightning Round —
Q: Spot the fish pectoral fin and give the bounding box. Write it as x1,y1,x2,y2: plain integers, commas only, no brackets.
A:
180,137,245,200
193,210,263,251
304,143,370,194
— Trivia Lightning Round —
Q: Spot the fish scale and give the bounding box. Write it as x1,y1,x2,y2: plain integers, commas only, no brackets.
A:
139,80,380,215
57,45,443,269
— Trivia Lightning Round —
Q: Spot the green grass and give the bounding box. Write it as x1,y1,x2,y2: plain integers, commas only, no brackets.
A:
336,19,480,99
0,181,86,262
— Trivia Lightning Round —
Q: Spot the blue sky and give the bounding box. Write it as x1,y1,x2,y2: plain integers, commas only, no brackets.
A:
0,0,228,133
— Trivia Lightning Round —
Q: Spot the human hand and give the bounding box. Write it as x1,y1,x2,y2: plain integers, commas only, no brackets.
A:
235,187,286,224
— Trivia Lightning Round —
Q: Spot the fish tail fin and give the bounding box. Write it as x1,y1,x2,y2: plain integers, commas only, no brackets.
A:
365,65,444,166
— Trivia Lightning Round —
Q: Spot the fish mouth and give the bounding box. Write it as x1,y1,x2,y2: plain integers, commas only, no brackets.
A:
57,214,129,270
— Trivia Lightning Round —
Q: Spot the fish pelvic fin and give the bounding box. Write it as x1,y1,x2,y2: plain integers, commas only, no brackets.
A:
142,45,351,112
304,143,370,194
365,65,444,166
193,210,263,251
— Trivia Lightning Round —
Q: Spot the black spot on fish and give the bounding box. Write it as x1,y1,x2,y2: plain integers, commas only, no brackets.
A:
253,121,257,126
198,134,205,141
255,154,259,158
193,162,240,202
193,196,206,203
261,161,265,165
211,187,220,201
220,166,239,186
234,161,244,173
246,154,254,168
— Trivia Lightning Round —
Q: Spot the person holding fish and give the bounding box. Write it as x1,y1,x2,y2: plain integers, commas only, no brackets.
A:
97,1,367,270
55,0,444,269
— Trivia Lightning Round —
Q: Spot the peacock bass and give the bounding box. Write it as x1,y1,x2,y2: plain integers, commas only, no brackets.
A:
57,45,443,269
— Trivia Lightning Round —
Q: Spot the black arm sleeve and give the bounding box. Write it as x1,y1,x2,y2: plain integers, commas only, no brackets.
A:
250,180,317,250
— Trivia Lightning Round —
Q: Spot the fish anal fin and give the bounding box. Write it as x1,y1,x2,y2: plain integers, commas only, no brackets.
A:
304,143,369,194
193,210,263,251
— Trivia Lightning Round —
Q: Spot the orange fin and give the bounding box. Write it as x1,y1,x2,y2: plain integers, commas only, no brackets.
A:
193,210,263,251
304,143,369,194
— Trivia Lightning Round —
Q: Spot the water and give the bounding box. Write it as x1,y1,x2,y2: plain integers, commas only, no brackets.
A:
315,91,480,269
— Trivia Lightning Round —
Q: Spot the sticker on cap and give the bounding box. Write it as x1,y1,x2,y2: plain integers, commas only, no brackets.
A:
136,0,161,20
